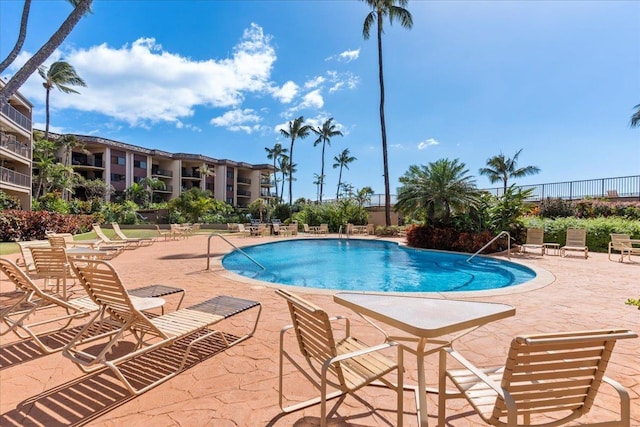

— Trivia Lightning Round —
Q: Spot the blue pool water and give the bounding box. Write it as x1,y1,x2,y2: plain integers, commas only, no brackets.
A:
222,239,536,292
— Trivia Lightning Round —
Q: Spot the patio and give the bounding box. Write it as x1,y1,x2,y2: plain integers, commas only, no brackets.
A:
1,233,638,426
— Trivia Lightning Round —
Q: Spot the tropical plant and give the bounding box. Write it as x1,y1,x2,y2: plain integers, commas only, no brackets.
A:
333,148,357,200
32,137,58,198
75,177,112,201
312,173,324,202
487,185,534,235
0,0,93,109
168,187,217,223
479,149,540,194
38,61,87,140
395,158,479,227
631,104,640,128
312,118,343,202
125,183,148,206
353,186,374,208
196,163,215,191
265,142,288,202
362,0,413,226
279,116,312,207
0,190,21,210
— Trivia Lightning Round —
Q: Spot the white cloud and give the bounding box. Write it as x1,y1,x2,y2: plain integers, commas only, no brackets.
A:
271,81,298,103
210,108,262,134
304,76,325,89
417,138,440,150
9,23,277,127
339,49,360,62
326,48,360,63
327,70,359,93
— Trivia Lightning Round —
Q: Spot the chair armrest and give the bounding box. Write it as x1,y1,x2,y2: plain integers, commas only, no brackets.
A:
323,341,399,371
444,347,506,397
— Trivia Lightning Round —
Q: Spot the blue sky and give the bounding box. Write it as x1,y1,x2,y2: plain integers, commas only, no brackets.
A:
1,0,639,201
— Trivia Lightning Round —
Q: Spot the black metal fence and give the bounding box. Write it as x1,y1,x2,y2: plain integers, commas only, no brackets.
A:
359,175,640,207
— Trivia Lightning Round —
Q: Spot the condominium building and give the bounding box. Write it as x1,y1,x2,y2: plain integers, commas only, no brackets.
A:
0,80,33,210
53,133,275,209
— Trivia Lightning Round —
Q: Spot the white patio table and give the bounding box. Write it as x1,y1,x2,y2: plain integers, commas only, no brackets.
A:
334,292,515,427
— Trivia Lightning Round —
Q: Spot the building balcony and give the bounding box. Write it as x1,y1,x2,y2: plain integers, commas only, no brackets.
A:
152,168,173,177
237,190,251,197
237,177,251,185
0,132,31,160
1,103,32,131
0,166,30,188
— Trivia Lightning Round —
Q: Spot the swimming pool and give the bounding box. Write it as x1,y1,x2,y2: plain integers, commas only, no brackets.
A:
222,239,536,292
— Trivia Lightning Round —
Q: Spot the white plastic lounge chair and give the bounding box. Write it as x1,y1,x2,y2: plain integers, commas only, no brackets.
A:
520,228,544,255
64,259,262,395
317,223,329,235
111,222,154,247
276,289,403,427
608,233,640,262
561,228,588,259
439,329,637,427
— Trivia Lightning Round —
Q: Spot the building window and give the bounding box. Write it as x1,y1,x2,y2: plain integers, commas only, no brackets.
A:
110,173,126,182
111,155,125,165
227,197,234,204
134,160,147,169
226,185,233,192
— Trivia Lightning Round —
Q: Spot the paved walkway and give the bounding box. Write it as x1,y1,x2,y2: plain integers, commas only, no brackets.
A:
1,233,638,426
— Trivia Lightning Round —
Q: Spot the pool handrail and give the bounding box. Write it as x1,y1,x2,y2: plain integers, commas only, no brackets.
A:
207,233,265,271
466,231,511,262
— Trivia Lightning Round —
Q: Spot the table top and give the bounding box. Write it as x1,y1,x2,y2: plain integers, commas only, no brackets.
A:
334,292,515,338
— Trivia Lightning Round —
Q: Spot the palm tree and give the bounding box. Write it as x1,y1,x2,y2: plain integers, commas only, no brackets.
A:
279,116,312,207
139,177,165,207
278,155,290,202
197,163,215,191
313,173,325,202
631,104,640,128
396,158,479,226
0,0,31,74
312,118,343,202
32,137,58,198
38,60,87,140
265,142,288,201
362,0,413,226
479,149,541,194
0,0,93,109
333,148,357,200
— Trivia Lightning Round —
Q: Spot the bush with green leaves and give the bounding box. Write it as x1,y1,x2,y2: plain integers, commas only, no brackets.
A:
33,192,70,214
292,198,369,232
521,216,640,252
168,188,234,223
0,191,21,210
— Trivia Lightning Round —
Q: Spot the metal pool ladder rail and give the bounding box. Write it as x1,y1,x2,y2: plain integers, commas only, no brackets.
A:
466,231,511,262
207,233,265,270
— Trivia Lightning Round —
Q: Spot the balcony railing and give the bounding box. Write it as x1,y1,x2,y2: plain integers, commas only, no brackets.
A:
237,177,251,185
152,168,173,177
0,132,30,159
72,157,103,167
1,103,32,131
0,166,30,188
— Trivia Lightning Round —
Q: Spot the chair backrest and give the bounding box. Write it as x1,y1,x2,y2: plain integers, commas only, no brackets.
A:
565,228,586,247
92,223,112,243
272,223,281,233
490,329,637,425
0,258,74,309
16,240,50,273
275,289,346,387
111,223,128,240
70,259,165,337
610,233,631,249
318,224,329,233
525,228,544,245
303,223,310,232
237,223,247,232
271,218,281,225
29,247,73,278
47,233,75,248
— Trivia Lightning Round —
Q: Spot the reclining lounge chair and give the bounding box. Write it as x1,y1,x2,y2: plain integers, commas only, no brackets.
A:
63,259,262,395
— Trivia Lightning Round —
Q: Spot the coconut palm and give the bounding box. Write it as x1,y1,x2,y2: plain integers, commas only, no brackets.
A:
479,149,540,194
333,148,357,200
0,0,32,74
362,0,413,226
0,0,93,109
265,142,288,201
38,60,87,140
279,116,312,207
631,104,640,128
139,177,165,206
313,173,325,202
312,118,343,202
197,163,215,191
396,158,479,226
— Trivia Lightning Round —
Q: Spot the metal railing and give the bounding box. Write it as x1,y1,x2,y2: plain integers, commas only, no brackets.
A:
206,233,264,271
466,231,510,262
1,102,32,130
0,132,31,159
0,166,30,187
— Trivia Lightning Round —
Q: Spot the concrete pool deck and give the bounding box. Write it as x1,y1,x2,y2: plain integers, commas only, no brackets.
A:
1,232,638,426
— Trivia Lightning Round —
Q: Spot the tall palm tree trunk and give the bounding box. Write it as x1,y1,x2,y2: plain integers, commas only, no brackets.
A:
288,140,294,206
0,0,93,109
320,142,326,202
377,14,391,226
336,166,343,200
44,88,51,140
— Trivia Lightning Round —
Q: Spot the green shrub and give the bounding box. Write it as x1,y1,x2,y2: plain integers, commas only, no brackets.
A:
0,191,21,209
521,216,640,252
